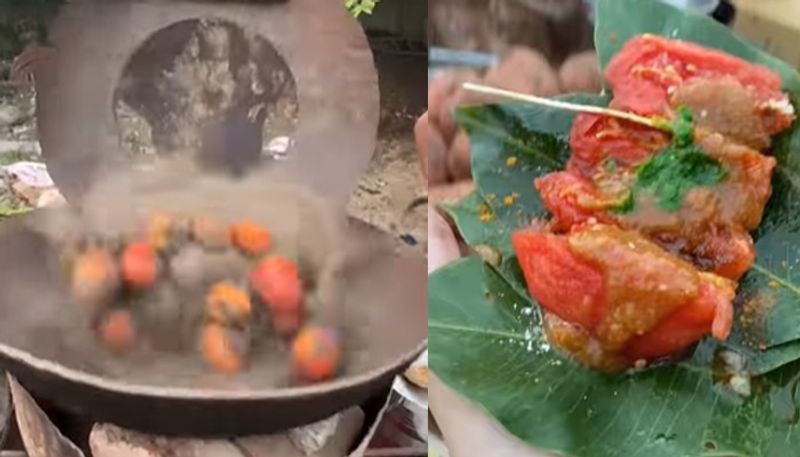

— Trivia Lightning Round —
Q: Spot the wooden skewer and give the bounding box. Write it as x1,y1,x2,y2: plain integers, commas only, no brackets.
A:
461,82,673,133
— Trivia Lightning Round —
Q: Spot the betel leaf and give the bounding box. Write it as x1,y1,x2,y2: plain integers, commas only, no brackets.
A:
452,94,609,289
430,258,800,457
440,192,529,298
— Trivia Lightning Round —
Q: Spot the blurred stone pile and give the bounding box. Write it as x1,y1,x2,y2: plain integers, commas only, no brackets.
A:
429,0,594,65
424,0,604,200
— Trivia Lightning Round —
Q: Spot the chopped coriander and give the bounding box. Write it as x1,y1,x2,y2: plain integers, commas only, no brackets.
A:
635,143,728,212
672,106,695,147
616,106,727,213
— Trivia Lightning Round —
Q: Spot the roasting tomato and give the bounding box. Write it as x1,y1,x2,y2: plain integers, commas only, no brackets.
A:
98,309,138,354
121,242,158,290
249,257,303,314
206,282,252,327
291,326,342,383
230,221,272,256
201,323,248,374
71,248,119,309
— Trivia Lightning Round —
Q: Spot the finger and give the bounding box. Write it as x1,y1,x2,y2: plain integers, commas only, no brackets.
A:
429,373,557,457
428,180,476,206
428,206,462,274
415,112,450,186
559,51,603,94
436,72,483,144
484,47,562,98
447,130,472,181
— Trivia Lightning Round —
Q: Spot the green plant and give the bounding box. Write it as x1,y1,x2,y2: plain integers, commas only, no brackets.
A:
345,0,381,17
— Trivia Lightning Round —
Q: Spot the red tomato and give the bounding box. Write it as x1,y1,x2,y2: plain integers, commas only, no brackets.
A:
624,281,733,361
249,257,303,314
606,35,790,133
98,309,137,354
121,242,158,290
566,114,669,177
512,229,606,331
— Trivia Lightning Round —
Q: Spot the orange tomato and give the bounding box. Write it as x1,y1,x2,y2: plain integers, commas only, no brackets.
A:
249,257,303,314
201,324,246,374
229,221,272,256
98,309,137,354
121,242,158,290
291,326,342,383
71,248,118,307
206,282,252,327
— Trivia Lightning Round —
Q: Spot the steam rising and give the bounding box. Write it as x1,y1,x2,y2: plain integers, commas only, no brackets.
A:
0,160,409,389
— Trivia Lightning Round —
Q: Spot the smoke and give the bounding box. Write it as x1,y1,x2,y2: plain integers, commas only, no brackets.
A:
0,159,412,389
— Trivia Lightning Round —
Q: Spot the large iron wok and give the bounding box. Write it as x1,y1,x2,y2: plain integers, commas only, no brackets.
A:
0,209,427,436
0,0,428,437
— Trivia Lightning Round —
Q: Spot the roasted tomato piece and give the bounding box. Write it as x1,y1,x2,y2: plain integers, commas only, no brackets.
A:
606,35,793,135
567,114,669,177
513,223,735,371
538,127,774,281
536,171,760,280
512,228,606,331
534,172,618,232
691,228,755,282
625,276,734,361
692,128,776,231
